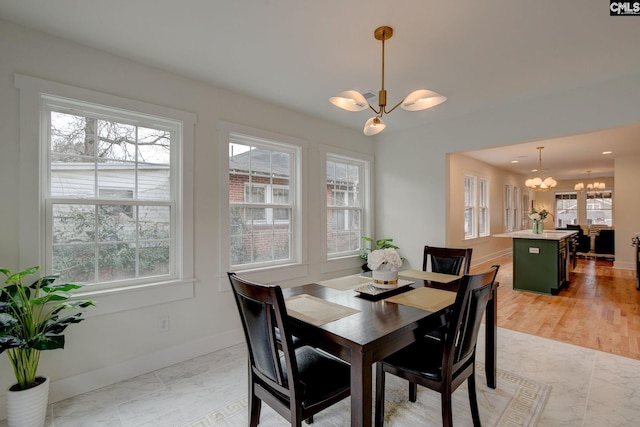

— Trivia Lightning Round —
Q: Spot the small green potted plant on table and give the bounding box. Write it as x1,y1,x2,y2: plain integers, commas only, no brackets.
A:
0,266,95,427
359,237,400,272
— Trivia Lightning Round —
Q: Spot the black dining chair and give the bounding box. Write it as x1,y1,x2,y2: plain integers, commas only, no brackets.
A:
374,265,500,427
423,246,473,275
227,272,351,427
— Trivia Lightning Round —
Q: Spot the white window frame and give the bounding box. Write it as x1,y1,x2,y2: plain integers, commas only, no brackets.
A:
218,121,308,290
324,152,371,260
15,74,196,315
504,184,514,232
512,186,520,231
479,178,490,237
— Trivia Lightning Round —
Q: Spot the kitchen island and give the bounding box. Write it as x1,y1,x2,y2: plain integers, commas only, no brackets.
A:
494,229,577,295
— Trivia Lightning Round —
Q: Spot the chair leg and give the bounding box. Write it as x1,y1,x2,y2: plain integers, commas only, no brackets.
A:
305,415,314,424
441,391,453,427
249,394,261,427
375,363,386,427
468,374,482,427
409,381,417,402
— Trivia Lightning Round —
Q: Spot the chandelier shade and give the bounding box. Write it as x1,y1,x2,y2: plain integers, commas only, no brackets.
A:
401,89,448,111
330,26,446,136
525,146,556,192
329,91,369,112
363,116,385,136
574,170,605,192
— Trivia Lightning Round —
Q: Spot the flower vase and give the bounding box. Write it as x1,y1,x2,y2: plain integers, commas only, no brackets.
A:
372,270,398,289
533,221,544,234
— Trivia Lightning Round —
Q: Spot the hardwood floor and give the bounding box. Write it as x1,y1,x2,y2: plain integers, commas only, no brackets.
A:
471,255,640,360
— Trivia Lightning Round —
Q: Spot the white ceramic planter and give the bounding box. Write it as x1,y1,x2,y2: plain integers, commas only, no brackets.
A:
372,270,398,289
6,376,49,427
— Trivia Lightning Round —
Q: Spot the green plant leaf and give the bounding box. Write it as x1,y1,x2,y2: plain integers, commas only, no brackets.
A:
0,336,24,352
30,334,65,351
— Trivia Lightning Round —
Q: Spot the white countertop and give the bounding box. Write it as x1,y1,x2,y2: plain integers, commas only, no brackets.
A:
493,230,578,240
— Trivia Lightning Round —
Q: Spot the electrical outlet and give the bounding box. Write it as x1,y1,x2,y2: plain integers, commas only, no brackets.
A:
159,315,170,332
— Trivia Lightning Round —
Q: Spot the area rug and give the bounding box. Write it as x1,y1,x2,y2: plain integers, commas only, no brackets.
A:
181,364,550,426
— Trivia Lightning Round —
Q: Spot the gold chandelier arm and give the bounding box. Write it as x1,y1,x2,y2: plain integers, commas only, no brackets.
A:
369,104,381,115
384,99,404,115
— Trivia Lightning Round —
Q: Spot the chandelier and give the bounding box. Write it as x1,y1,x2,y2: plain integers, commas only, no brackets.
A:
329,26,447,136
525,146,557,191
574,170,605,192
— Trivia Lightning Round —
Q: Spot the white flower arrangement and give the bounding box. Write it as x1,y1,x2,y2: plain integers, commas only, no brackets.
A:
367,248,403,272
528,208,549,222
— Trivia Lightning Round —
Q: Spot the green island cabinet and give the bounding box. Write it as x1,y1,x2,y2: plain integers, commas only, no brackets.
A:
494,230,577,295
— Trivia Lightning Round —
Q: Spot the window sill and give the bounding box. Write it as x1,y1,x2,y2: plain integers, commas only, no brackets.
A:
321,255,364,274
74,279,195,317
219,263,310,291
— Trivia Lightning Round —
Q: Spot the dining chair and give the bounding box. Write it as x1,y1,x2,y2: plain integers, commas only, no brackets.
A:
422,246,473,275
374,265,500,427
227,273,351,427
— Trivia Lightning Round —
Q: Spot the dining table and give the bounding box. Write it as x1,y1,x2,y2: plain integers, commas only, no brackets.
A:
281,271,498,427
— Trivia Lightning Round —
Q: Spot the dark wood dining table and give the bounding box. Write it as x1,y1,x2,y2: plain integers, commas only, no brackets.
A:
282,275,497,427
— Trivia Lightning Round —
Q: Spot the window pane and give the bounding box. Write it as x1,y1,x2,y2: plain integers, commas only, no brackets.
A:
98,120,136,162
52,204,96,244
52,244,95,284
464,207,474,238
50,111,94,158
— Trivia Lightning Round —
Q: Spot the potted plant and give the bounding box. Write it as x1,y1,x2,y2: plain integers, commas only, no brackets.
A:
359,237,400,272
0,266,95,427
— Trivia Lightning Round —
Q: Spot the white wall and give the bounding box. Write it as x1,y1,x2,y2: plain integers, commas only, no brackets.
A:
373,72,640,272
614,155,640,269
0,19,372,411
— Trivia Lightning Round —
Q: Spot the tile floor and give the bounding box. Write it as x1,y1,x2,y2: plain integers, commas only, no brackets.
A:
5,327,640,426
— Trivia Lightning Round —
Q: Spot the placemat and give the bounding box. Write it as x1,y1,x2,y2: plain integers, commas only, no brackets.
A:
385,287,456,312
316,274,373,291
285,294,360,326
399,269,460,284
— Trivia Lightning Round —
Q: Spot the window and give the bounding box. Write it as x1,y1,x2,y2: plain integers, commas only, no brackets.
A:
47,102,177,286
555,192,578,227
586,191,613,226
227,132,298,269
16,74,195,309
465,175,489,239
326,156,366,257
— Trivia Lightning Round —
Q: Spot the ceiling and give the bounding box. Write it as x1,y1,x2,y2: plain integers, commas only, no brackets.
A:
2,0,640,179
